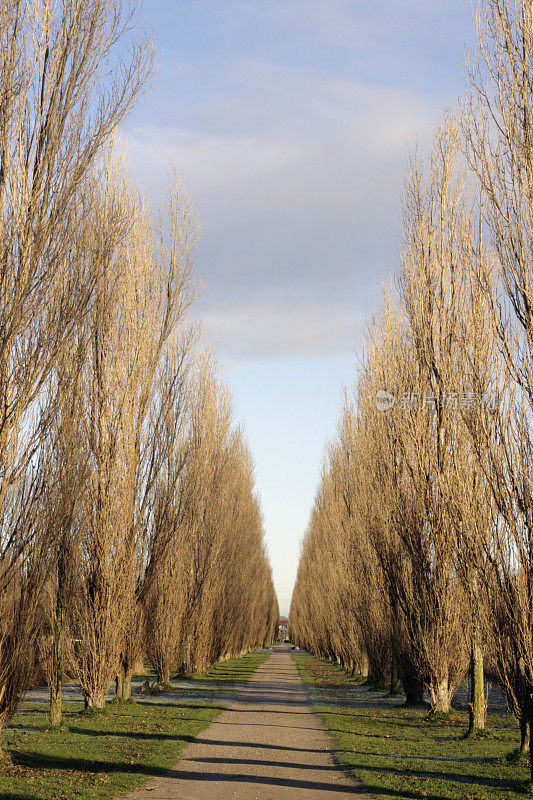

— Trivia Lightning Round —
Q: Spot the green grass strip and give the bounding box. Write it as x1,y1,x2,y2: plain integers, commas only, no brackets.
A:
293,651,531,800
0,650,270,800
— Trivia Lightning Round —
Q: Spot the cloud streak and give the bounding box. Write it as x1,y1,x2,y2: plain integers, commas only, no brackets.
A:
127,68,442,362
200,306,361,364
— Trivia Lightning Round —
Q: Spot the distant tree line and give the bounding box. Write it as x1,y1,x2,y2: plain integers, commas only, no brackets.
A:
0,0,277,757
290,0,533,778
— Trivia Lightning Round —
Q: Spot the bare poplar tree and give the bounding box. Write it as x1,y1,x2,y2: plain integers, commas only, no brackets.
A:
45,340,87,726
0,0,152,754
145,353,278,679
463,0,533,761
142,345,195,686
67,157,197,708
113,183,198,701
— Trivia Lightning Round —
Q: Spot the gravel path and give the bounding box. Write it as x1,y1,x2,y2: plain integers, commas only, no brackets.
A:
119,646,364,799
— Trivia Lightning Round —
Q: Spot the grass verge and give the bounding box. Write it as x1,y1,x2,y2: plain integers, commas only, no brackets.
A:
293,651,531,800
190,650,271,684
0,649,271,800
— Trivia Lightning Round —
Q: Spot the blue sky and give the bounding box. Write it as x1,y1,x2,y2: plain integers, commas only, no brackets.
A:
125,1,474,615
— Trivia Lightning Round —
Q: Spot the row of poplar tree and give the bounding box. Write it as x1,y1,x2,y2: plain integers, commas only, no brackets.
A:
0,0,278,757
291,0,533,777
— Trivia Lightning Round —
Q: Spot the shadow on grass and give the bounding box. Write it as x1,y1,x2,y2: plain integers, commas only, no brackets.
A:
67,725,213,742
0,796,54,800
319,709,441,731
7,751,362,795
124,702,226,713
346,748,502,767
343,758,518,792
13,735,333,758
11,749,177,778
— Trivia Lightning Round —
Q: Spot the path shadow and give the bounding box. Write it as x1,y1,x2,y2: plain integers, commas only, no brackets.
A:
148,769,361,793
185,755,339,771
9,751,359,793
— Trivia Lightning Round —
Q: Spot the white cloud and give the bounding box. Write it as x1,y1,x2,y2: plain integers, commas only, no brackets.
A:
200,306,360,365
127,68,442,362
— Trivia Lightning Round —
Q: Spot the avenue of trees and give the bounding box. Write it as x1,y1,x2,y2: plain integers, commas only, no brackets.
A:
290,0,533,772
0,0,277,757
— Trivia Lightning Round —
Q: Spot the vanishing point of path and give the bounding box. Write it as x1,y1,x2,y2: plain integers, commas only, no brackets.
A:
121,646,365,799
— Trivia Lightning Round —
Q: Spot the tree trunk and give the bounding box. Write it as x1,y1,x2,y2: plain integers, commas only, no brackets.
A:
158,666,170,686
396,652,425,706
401,671,425,706
0,728,10,764
520,712,530,752
389,659,400,695
529,691,533,782
115,664,133,700
49,553,65,727
429,677,451,713
122,667,133,699
115,671,124,700
84,690,107,710
405,683,425,706
517,658,531,753
469,641,485,732
49,680,62,727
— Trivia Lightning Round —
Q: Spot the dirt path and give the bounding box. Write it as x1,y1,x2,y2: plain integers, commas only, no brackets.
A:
120,646,364,799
